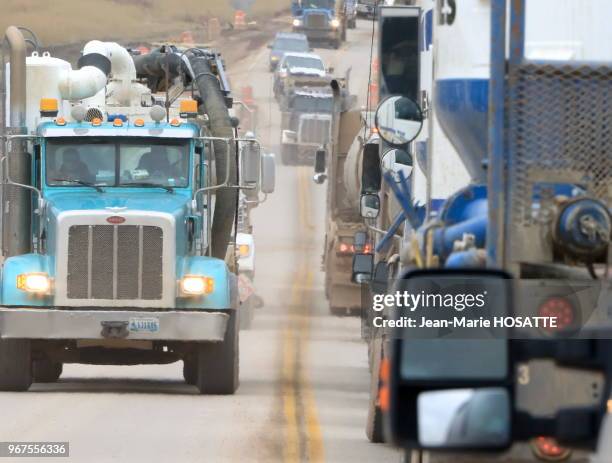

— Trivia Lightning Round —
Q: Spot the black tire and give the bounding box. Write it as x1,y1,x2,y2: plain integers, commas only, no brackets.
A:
366,338,385,443
195,310,239,395
32,359,62,383
183,357,197,385
0,339,32,391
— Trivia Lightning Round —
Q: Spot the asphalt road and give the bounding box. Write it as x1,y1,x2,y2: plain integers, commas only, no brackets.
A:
0,19,401,463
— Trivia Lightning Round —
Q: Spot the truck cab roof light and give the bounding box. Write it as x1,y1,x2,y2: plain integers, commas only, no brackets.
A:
134,118,145,127
55,117,66,126
91,118,102,126
40,98,58,117
113,118,124,127
170,118,181,127
179,99,198,118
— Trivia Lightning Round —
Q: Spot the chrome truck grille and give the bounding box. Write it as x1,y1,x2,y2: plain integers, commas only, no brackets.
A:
67,225,163,300
301,118,331,144
305,13,328,29
55,212,176,308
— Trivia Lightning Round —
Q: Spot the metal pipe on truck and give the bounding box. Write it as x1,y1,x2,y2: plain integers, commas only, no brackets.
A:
3,26,30,257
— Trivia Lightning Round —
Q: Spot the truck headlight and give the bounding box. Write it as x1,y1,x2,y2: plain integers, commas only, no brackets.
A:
17,273,52,294
292,18,302,27
180,275,214,296
331,18,340,28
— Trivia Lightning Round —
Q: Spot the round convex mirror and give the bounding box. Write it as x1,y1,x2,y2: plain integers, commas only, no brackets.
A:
375,95,424,147
381,148,413,183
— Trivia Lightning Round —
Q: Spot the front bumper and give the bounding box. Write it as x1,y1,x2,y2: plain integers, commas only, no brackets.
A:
0,308,229,342
294,27,339,41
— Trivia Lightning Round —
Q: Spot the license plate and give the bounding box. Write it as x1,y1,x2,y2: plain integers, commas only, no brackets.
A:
128,317,160,333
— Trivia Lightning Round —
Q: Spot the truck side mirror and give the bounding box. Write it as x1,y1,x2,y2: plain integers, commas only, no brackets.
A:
351,253,373,283
387,269,514,450
371,261,389,294
313,148,327,184
375,96,423,147
360,193,380,219
381,149,413,183
362,141,382,192
314,148,326,173
417,388,511,450
240,140,261,186
353,231,368,253
261,153,276,194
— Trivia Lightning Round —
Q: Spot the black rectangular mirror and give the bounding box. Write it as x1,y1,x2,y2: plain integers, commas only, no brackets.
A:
352,253,374,283
314,148,326,174
417,388,511,450
354,231,367,252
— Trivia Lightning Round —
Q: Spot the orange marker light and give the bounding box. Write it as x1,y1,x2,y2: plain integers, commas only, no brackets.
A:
134,118,145,127
91,118,102,126
55,117,66,126
40,98,59,112
113,118,124,127
170,118,181,127
179,99,198,117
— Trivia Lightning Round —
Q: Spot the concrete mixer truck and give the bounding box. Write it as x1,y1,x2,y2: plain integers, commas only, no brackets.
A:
0,28,275,394
350,2,612,462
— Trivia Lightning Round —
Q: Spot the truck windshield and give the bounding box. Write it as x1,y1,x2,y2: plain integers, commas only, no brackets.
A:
46,137,190,189
292,95,333,112
301,0,335,8
284,56,325,71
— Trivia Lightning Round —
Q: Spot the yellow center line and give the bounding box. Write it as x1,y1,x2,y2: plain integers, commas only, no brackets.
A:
298,167,316,231
280,166,324,462
282,326,300,463
300,269,324,463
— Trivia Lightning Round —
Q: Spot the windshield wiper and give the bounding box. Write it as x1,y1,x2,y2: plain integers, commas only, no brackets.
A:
121,182,175,193
52,178,105,193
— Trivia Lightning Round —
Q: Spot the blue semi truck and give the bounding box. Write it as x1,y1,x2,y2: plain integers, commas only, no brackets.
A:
291,0,349,48
0,29,275,394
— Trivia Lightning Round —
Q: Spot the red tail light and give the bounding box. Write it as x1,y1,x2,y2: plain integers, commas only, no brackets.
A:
337,242,353,255
538,297,575,333
363,243,372,254
531,437,571,461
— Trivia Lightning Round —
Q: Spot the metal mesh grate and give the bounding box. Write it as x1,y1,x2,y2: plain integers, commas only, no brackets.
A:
508,62,612,225
67,224,163,301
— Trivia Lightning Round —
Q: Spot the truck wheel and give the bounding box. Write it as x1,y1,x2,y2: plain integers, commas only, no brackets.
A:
183,357,197,385
330,305,348,316
366,337,385,443
32,359,63,383
0,339,32,391
195,310,239,395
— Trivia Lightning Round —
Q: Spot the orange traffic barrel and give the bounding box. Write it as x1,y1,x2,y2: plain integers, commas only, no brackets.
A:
241,86,255,106
234,10,247,29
